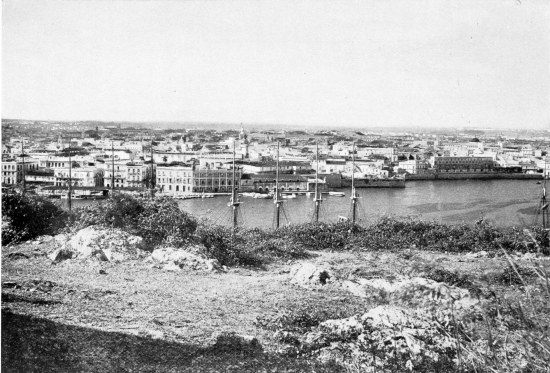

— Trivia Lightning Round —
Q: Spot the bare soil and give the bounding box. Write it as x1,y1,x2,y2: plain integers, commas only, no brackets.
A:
2,240,547,372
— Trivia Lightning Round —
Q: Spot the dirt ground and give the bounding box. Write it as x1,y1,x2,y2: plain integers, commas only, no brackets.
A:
2,240,545,372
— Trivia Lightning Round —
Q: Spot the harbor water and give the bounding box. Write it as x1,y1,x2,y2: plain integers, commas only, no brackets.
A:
63,179,544,229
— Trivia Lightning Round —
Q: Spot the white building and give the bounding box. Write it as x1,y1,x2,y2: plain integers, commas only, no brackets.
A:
156,164,194,195
398,159,429,175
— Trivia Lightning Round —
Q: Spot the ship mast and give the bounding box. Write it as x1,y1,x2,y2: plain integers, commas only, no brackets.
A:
111,141,115,196
535,161,549,250
230,140,241,230
150,134,155,198
350,142,358,224
20,137,26,194
314,140,322,223
274,141,283,229
542,164,549,249
68,138,72,211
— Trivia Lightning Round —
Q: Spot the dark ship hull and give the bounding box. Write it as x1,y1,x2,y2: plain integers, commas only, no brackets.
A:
341,178,406,188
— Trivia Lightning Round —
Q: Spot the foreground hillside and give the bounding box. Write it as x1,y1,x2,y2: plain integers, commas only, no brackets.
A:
2,193,550,372
3,235,550,372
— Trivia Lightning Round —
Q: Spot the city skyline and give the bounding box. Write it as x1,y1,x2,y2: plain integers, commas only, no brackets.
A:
3,0,549,129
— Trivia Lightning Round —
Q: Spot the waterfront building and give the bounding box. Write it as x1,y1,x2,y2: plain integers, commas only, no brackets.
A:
192,167,241,193
350,159,387,176
156,163,194,194
125,162,148,188
433,156,495,173
240,173,308,193
104,162,129,189
1,161,18,185
25,169,56,186
55,166,98,187
398,159,430,175
240,160,310,174
311,158,347,174
1,158,40,185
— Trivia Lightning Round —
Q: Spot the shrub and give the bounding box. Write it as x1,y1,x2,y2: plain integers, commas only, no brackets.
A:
2,192,68,245
274,221,363,251
492,264,538,286
70,193,144,230
71,194,197,248
137,197,197,247
422,267,482,296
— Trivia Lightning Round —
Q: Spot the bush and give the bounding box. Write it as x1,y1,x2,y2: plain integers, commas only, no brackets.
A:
2,192,68,245
192,224,310,267
274,221,363,251
72,194,197,248
137,197,197,247
301,216,547,254
70,193,144,230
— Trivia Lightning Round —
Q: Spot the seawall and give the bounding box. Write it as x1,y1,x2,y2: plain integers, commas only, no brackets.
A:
406,173,543,181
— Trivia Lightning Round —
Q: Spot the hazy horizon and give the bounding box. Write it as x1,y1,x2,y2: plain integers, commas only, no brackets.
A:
3,0,549,129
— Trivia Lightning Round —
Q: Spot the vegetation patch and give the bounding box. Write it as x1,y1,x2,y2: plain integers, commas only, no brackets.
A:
70,195,197,248
1,192,68,245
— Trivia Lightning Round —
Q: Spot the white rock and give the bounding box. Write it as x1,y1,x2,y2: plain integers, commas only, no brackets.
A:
345,276,478,309
67,226,144,261
290,263,333,288
150,246,218,271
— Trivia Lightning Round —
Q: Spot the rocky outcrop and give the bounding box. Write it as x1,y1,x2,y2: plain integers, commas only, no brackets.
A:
148,246,222,271
61,226,145,262
343,276,478,309
301,305,458,370
289,263,334,288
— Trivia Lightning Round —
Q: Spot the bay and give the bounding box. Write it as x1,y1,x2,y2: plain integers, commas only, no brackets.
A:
62,179,545,229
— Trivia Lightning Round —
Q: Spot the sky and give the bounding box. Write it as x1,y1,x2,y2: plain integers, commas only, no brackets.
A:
2,0,549,129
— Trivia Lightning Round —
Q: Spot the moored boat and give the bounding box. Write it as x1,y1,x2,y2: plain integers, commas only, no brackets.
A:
328,191,345,197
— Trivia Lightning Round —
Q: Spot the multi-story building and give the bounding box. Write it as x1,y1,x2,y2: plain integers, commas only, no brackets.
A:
1,158,40,185
104,162,128,189
240,161,310,174
351,159,387,176
397,159,430,175
40,156,72,169
55,166,99,187
192,167,241,193
432,156,494,173
25,169,56,186
199,152,242,169
156,163,194,194
2,161,18,185
239,174,308,193
311,158,347,174
126,162,148,188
